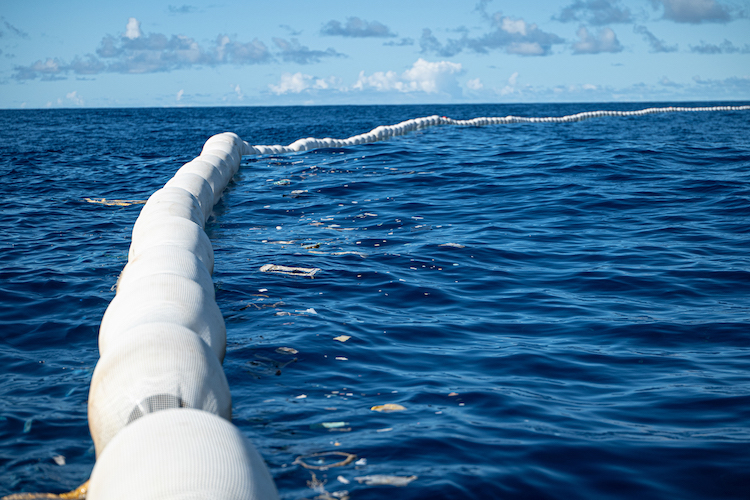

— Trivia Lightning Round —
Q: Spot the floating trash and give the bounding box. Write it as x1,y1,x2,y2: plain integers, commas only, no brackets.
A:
333,335,351,342
370,404,406,412
273,179,291,185
439,243,465,248
83,198,146,207
337,476,350,485
23,419,32,433
276,347,298,355
354,475,417,487
260,264,320,278
294,451,357,471
310,422,349,430
53,455,66,466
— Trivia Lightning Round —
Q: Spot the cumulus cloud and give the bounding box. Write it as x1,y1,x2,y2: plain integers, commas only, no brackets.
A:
466,78,483,90
273,37,345,64
176,89,184,101
556,0,633,25
14,18,353,80
353,58,463,97
268,72,337,94
321,17,396,38
633,25,678,52
689,39,750,53
66,90,84,106
651,0,733,23
125,18,142,40
572,26,623,54
420,12,564,57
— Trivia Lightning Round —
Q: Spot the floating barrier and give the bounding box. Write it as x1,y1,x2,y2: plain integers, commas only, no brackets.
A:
8,105,747,499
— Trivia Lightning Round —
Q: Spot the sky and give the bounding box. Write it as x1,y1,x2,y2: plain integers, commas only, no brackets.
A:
1,0,749,108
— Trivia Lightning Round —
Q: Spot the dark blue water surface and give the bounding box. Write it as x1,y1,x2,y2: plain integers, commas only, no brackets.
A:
1,103,749,499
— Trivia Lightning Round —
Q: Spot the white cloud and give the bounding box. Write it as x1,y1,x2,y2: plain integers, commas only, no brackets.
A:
572,26,624,54
321,17,396,38
556,0,633,25
651,0,733,23
125,18,142,40
233,84,244,100
353,59,463,96
176,89,184,101
466,78,483,90
269,72,337,94
66,90,84,106
420,12,564,57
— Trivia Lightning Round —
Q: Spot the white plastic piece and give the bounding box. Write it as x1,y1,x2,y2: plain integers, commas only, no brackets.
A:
116,245,214,299
165,173,215,223
88,327,232,457
128,216,214,273
99,273,226,362
87,408,279,500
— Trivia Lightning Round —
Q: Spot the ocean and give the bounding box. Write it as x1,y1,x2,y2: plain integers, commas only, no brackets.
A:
1,102,749,499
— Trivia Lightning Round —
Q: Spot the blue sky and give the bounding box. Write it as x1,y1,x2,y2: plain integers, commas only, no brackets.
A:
1,0,748,108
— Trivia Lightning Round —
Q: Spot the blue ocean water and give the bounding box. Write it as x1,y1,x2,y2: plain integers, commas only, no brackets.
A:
0,103,749,499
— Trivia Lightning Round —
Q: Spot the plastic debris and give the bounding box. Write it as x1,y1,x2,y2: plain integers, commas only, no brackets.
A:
310,422,349,430
273,179,291,185
53,455,66,466
83,198,146,207
335,357,348,361
276,347,298,355
23,419,32,433
370,404,406,412
376,428,393,433
439,243,465,248
295,394,307,399
260,264,320,277
354,475,417,487
333,335,351,342
294,451,357,471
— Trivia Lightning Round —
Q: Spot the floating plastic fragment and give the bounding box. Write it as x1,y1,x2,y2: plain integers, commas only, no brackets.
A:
53,455,66,466
23,419,32,433
310,422,349,430
276,347,298,355
354,475,417,486
260,264,320,277
335,357,348,361
84,198,146,207
273,179,291,185
337,476,350,485
370,404,406,412
295,394,307,399
294,451,357,470
439,243,465,248
333,335,351,342
448,392,459,396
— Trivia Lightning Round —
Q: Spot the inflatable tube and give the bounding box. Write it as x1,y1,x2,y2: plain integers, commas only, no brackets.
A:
99,273,227,362
116,245,215,300
88,327,232,458
87,408,279,500
128,216,214,273
164,173,215,224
